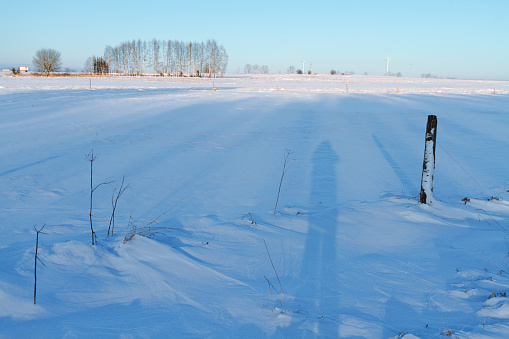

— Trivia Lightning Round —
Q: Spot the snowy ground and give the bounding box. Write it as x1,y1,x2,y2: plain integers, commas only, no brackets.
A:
1,74,508,338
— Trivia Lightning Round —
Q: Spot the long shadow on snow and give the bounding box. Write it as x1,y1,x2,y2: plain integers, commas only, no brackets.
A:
0,155,61,177
371,134,418,196
285,140,340,337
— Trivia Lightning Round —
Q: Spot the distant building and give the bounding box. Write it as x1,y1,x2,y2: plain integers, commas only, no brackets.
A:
19,66,28,73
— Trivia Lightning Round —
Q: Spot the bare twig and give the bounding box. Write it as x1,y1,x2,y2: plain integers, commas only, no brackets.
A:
34,224,47,304
123,210,181,244
264,239,284,294
264,275,280,295
274,149,293,214
477,209,509,235
241,213,257,225
108,175,129,238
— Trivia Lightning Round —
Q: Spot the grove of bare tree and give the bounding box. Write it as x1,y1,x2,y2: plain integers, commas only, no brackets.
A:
244,64,270,74
94,39,228,77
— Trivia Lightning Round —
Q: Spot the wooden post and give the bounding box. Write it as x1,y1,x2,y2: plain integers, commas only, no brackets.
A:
420,115,437,204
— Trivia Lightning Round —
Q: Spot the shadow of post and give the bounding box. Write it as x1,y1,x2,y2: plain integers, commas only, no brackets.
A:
371,134,418,195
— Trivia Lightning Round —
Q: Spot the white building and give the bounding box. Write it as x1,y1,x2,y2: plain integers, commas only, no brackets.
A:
19,66,28,73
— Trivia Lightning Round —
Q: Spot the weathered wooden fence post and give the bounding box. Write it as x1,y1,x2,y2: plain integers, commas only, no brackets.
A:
420,115,437,204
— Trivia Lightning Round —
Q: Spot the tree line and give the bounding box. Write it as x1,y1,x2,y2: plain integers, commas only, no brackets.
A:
83,39,228,77
243,64,269,74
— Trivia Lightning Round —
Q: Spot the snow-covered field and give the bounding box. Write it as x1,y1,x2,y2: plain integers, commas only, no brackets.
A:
1,74,508,338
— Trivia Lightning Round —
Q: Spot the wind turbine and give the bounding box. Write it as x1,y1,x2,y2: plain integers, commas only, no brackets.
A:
385,53,390,76
302,60,305,74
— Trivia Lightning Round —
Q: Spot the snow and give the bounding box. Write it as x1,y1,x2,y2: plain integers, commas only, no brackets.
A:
0,73,508,338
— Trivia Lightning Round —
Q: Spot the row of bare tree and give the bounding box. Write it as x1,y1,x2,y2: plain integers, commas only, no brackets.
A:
244,64,269,74
84,39,228,77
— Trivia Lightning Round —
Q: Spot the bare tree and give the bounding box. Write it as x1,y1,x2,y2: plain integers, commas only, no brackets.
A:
261,65,269,74
252,64,260,74
166,40,173,75
206,40,213,77
244,64,252,74
152,39,160,74
197,42,205,76
103,46,113,75
83,56,93,74
33,48,62,76
206,39,227,78
215,45,228,77
138,40,144,75
287,66,295,74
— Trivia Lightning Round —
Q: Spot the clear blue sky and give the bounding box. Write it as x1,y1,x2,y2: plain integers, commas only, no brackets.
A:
1,0,508,80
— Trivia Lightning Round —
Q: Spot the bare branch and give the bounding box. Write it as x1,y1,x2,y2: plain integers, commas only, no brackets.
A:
108,175,130,238
37,256,47,268
264,275,280,295
274,149,293,214
264,239,284,294
92,180,114,193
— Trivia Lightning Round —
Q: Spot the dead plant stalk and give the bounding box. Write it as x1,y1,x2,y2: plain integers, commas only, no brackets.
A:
264,239,284,294
86,151,113,245
273,149,292,214
34,224,47,304
108,175,129,238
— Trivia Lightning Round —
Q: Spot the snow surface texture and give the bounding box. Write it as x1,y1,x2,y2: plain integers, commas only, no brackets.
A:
0,74,508,338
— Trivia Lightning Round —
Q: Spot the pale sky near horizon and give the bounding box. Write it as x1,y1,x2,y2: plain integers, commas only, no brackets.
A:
1,0,508,80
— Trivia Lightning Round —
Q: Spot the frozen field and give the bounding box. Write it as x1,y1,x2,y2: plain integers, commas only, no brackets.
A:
1,74,509,338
